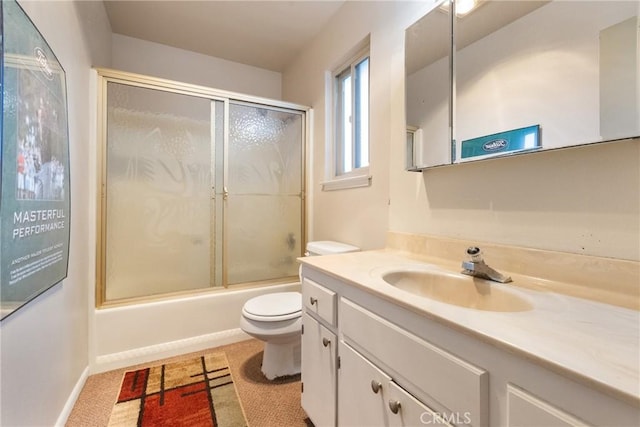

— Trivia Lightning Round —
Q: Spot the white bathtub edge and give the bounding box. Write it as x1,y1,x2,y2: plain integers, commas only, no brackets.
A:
92,328,251,374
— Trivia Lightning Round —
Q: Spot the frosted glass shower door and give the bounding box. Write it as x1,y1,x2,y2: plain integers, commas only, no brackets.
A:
99,72,307,303
104,83,217,300
226,103,304,285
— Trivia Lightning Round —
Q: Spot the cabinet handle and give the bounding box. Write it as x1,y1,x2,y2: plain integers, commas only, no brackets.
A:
322,337,331,347
388,400,401,414
370,380,382,394
310,297,317,305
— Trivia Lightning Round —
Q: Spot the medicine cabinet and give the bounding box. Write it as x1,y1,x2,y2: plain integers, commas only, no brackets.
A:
405,0,639,170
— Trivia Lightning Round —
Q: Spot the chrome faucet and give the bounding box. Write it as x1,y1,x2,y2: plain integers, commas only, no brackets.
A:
461,247,512,283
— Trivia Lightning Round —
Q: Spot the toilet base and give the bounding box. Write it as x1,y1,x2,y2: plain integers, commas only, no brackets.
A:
261,339,301,380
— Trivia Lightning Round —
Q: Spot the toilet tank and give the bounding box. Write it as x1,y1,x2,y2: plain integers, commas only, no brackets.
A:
305,240,360,256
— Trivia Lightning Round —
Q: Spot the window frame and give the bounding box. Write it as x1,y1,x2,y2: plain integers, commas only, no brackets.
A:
323,46,371,191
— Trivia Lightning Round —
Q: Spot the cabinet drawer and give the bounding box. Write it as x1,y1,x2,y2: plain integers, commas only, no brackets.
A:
341,298,488,427
507,384,590,427
303,278,336,326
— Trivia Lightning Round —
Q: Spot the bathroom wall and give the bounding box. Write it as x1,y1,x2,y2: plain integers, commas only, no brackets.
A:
0,1,112,426
283,1,640,261
283,1,431,251
112,34,282,99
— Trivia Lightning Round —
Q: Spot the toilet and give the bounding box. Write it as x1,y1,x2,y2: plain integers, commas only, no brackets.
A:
239,240,360,380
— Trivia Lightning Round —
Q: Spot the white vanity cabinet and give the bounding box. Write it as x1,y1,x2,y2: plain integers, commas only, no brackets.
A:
301,273,487,427
300,264,640,427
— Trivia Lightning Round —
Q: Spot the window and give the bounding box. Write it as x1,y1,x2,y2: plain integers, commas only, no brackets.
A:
324,47,370,190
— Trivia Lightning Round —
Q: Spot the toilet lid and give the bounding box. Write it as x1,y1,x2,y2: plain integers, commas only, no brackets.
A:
243,292,302,322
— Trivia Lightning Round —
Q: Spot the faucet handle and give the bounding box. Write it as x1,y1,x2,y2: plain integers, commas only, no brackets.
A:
466,246,483,263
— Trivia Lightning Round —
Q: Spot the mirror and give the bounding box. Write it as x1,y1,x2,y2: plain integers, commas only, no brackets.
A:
405,0,451,169
405,0,640,169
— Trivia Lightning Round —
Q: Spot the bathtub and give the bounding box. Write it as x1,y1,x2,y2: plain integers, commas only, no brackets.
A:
91,281,300,373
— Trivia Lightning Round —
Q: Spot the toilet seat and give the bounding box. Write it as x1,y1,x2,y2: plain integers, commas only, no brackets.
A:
242,292,301,322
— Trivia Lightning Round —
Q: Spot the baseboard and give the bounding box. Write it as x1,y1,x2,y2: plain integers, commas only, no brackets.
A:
92,328,251,374
55,366,89,426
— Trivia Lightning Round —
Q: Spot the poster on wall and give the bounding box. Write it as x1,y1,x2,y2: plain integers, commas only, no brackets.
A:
0,0,70,320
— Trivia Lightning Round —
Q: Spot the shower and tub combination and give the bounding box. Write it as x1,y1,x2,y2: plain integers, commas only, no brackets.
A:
97,69,306,303
93,69,310,370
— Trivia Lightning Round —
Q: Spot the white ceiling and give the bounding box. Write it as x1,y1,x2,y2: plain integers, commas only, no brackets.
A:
103,0,346,72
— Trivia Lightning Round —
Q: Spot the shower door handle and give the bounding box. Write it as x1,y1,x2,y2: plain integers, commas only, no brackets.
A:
223,187,229,200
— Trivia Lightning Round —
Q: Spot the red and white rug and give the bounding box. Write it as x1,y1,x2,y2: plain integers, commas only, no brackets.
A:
108,353,247,426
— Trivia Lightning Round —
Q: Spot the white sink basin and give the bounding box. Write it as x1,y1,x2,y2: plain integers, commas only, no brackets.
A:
382,269,532,312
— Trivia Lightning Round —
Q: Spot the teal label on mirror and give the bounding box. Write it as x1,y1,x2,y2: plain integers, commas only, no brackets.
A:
461,125,541,159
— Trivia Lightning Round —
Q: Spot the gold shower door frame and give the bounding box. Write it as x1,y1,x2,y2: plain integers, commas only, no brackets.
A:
94,69,308,308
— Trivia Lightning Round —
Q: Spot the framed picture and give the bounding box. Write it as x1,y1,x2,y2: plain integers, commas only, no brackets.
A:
0,0,70,320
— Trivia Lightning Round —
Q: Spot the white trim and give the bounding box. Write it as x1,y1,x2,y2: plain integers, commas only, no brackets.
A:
55,366,90,427
332,48,371,177
325,37,371,187
95,68,309,113
92,328,249,374
333,46,370,79
306,108,315,242
321,174,372,191
324,70,335,180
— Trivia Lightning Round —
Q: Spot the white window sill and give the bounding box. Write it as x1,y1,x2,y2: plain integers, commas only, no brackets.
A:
321,174,372,191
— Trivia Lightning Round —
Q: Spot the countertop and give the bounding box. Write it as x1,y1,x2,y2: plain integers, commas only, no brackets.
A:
299,249,640,406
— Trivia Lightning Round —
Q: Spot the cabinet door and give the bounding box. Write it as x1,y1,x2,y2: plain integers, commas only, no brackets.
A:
507,384,590,427
338,341,392,427
301,312,337,427
387,381,453,427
